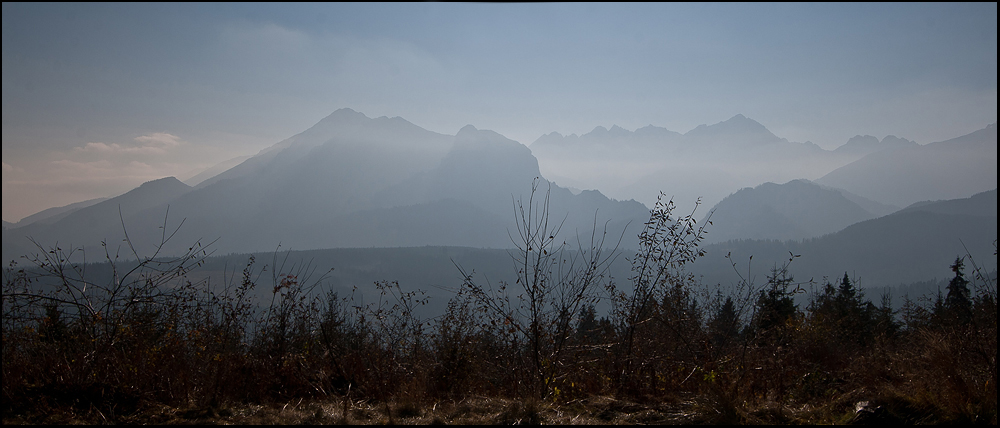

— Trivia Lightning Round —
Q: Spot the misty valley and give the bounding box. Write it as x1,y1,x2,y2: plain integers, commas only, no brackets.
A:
3,109,996,424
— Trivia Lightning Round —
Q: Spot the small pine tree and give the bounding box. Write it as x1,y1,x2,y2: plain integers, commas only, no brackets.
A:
574,304,601,344
945,257,973,324
837,272,858,307
874,290,899,339
708,296,740,350
931,288,948,327
38,303,68,344
753,264,799,343
808,280,837,318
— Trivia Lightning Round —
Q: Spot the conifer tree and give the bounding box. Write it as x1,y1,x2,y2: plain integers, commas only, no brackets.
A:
753,264,799,343
945,257,973,324
708,296,740,350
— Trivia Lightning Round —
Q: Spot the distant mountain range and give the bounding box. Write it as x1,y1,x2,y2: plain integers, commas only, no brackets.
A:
4,109,996,293
530,115,997,214
3,196,109,230
832,134,918,158
527,114,996,290
816,124,997,207
701,179,897,244
531,114,807,156
692,189,997,289
3,109,649,262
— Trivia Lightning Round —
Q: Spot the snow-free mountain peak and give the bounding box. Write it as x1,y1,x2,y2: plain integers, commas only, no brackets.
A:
634,124,682,139
323,107,367,121
268,108,444,153
608,125,631,137
817,123,997,207
589,125,610,136
834,134,918,156
702,179,878,243
455,124,526,147
195,108,452,189
3,110,650,261
684,114,782,145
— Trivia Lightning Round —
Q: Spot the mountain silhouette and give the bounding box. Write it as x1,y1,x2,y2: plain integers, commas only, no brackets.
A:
3,111,649,261
894,189,997,218
6,196,109,229
683,114,786,147
529,115,863,214
3,177,193,259
817,124,997,207
702,179,882,244
833,134,918,158
692,189,997,288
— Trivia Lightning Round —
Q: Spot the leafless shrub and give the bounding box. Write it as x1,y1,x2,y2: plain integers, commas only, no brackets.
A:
456,178,622,399
604,193,711,396
3,196,995,425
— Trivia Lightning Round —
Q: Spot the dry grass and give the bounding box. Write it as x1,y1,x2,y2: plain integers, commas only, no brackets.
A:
3,222,995,425
0,395,768,425
5,389,965,425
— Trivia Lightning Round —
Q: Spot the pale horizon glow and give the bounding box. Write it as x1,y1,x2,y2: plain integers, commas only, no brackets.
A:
3,3,997,222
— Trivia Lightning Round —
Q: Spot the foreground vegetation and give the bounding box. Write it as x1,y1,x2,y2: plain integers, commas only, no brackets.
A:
3,187,996,424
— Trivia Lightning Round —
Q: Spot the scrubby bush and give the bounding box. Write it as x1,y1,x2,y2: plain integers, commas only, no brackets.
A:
3,201,995,424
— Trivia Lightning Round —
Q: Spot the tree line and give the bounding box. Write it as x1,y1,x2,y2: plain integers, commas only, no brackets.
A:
3,182,996,423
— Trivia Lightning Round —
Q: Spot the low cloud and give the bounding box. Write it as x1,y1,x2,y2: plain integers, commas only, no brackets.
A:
75,133,184,155
3,132,224,221
134,132,183,147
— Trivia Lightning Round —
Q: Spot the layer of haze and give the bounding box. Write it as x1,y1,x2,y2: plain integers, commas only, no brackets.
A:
3,3,997,222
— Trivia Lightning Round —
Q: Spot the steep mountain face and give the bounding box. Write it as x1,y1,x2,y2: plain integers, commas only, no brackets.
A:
3,110,649,261
702,179,880,243
817,124,997,207
377,125,543,215
692,189,997,288
195,108,454,197
183,155,252,187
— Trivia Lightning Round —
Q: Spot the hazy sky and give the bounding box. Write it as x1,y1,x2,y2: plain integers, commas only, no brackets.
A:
3,3,997,222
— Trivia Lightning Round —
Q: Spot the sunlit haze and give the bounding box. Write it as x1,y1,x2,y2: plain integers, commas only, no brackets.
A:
3,3,997,222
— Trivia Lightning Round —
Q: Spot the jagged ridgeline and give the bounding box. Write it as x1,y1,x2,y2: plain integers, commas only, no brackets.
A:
2,109,649,262
5,111,996,302
3,110,996,424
